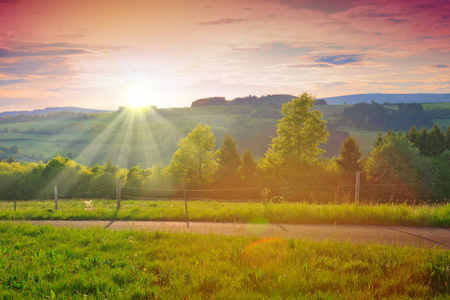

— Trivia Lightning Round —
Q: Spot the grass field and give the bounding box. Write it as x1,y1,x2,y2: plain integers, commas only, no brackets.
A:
0,103,449,165
0,222,448,299
1,199,449,227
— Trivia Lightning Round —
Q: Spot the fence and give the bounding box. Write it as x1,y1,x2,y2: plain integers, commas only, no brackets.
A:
4,171,450,229
7,170,450,213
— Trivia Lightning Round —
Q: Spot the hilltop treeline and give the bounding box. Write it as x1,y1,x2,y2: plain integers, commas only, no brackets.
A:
191,94,327,108
1,93,449,202
331,102,433,130
0,110,95,124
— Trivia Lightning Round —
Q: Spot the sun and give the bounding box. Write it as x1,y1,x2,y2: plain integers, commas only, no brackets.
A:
126,88,150,109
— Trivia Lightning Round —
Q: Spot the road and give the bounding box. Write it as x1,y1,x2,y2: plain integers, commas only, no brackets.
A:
20,220,450,249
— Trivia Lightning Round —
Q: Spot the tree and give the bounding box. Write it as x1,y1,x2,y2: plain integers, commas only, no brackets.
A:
260,92,328,182
167,124,217,188
365,135,436,199
373,130,384,148
240,149,258,186
216,133,241,186
104,157,119,175
427,124,446,156
336,136,362,173
405,126,419,146
6,155,17,164
446,126,450,150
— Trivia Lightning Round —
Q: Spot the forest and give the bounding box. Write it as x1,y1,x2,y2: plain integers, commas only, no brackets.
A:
1,93,449,202
330,102,434,130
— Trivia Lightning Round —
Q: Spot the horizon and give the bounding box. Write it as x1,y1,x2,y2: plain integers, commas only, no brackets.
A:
1,0,449,111
1,91,450,113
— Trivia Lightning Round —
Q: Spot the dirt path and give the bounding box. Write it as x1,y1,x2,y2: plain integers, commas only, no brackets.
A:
19,220,450,249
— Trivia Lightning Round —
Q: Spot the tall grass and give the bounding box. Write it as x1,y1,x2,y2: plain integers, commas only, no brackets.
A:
0,222,448,299
0,199,449,227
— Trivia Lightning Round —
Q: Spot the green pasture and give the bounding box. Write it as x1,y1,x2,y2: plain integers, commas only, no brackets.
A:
0,103,449,165
1,199,449,227
0,222,448,299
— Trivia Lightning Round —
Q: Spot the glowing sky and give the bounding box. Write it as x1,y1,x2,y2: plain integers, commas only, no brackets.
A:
0,0,449,111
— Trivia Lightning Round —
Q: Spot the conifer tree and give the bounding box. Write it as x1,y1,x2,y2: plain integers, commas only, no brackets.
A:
446,126,450,150
241,149,258,185
216,133,241,186
336,136,362,173
427,125,446,156
373,130,384,148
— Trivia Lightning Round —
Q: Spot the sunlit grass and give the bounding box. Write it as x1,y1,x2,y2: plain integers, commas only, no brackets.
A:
0,199,449,227
0,222,448,299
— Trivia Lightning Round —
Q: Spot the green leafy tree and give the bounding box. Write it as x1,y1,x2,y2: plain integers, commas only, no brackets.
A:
89,172,116,198
167,124,217,188
6,155,17,164
216,133,241,186
261,92,328,182
365,135,436,199
336,136,362,173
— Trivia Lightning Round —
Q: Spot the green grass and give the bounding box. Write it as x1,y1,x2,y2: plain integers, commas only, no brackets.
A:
0,222,448,299
1,199,449,227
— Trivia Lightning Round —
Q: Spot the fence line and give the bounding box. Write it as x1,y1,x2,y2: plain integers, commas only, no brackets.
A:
4,179,450,204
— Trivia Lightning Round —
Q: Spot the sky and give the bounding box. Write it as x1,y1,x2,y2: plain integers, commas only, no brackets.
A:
0,0,449,111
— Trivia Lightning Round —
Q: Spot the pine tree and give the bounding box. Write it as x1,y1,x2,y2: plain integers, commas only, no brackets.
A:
405,125,419,145
104,157,119,175
446,126,450,150
373,130,384,148
240,149,258,185
336,136,362,173
427,124,446,156
216,133,241,186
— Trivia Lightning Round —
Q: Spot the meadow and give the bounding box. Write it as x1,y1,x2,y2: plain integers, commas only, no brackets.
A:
1,102,448,166
1,199,449,227
0,222,449,299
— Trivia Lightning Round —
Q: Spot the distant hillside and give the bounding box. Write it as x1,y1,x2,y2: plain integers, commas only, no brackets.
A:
0,107,110,118
323,93,450,105
192,94,327,108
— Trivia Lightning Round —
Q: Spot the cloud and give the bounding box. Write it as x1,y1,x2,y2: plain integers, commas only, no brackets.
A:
312,54,365,65
321,82,347,88
387,18,406,23
197,18,248,26
431,64,449,68
285,63,331,68
0,0,19,3
269,0,359,13
0,57,71,76
0,47,88,58
0,79,26,86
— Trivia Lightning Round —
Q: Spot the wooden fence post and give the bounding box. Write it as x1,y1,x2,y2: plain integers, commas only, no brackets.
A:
355,171,360,204
54,185,58,211
260,181,264,202
183,182,189,228
14,199,16,211
116,179,121,211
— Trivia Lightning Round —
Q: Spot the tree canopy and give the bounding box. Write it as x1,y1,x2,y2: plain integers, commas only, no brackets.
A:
261,93,328,182
167,124,217,188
